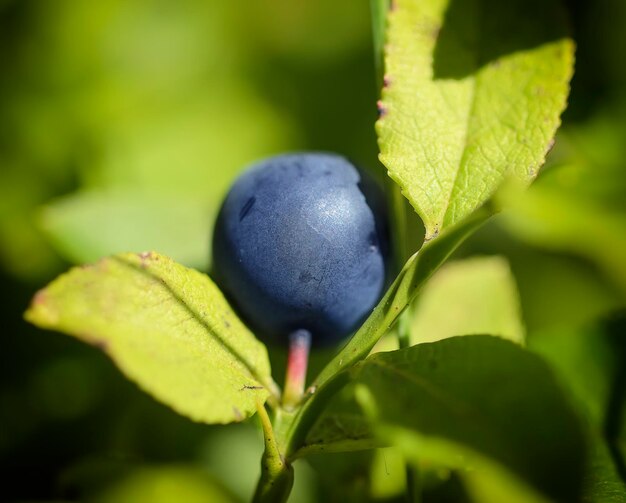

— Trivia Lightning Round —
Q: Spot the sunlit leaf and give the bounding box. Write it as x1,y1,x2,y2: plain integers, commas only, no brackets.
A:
25,252,275,424
412,256,525,344
377,0,574,238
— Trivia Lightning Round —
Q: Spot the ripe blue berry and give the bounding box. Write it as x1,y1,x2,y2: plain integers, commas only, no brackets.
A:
212,153,389,345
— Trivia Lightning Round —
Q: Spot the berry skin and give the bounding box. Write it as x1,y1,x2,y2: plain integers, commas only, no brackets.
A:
212,153,389,346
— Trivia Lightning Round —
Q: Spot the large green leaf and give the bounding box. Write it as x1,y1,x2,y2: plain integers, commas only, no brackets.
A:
412,256,525,344
40,190,217,270
376,0,574,239
352,335,586,501
24,252,276,424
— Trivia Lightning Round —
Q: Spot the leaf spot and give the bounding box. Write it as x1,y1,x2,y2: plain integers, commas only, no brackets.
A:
32,290,47,306
138,251,154,268
377,100,387,118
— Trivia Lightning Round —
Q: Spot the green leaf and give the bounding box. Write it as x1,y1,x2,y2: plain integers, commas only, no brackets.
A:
505,246,622,335
498,111,626,297
40,190,216,270
412,255,525,344
352,335,586,501
529,324,614,425
501,168,626,296
369,447,407,499
377,0,574,239
24,252,276,424
371,0,426,269
529,323,626,500
93,465,240,503
296,384,384,459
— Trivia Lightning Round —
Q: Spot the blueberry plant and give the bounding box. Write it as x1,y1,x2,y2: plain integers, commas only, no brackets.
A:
24,0,601,501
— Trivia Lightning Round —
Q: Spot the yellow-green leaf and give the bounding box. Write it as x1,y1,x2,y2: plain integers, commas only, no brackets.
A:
25,252,275,424
412,256,525,344
377,0,574,239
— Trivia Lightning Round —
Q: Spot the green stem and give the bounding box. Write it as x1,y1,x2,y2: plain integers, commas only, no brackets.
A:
397,307,412,350
370,0,390,91
253,403,294,503
405,464,422,503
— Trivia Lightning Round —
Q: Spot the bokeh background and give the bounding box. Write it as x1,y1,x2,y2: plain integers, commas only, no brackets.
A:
0,0,625,502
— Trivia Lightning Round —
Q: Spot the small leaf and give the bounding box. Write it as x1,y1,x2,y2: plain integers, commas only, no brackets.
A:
412,256,525,344
377,0,574,239
25,252,275,424
296,384,384,458
40,190,217,270
352,335,586,501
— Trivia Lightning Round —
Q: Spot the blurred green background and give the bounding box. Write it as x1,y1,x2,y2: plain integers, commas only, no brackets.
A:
0,0,625,501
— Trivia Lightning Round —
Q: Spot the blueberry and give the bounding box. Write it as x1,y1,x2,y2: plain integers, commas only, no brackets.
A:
212,153,389,346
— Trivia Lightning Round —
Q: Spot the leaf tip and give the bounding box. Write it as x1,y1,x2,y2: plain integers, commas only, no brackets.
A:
24,288,58,328
424,225,440,242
